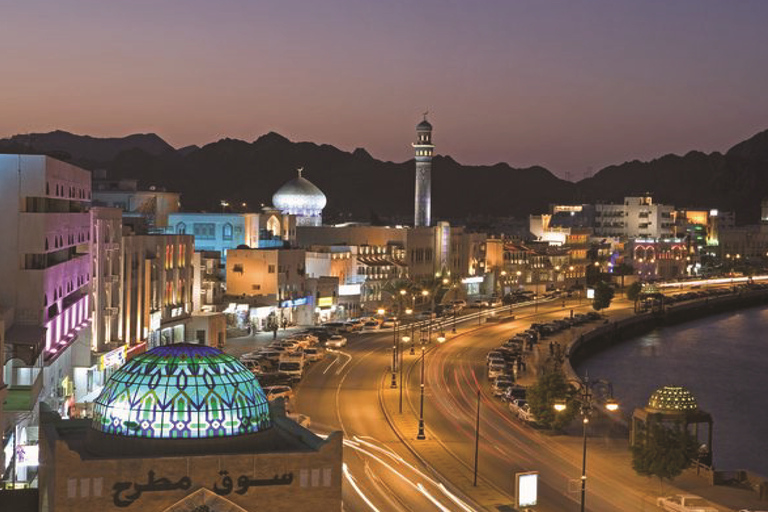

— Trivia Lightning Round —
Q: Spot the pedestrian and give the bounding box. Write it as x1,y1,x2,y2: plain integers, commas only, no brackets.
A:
548,341,554,356
273,325,278,340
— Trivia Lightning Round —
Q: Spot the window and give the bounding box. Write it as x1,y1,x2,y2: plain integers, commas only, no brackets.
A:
268,265,276,274
222,223,233,241
176,222,186,234
251,284,261,290
233,264,244,274
193,223,216,240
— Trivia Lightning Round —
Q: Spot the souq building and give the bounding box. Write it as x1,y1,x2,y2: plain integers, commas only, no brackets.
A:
37,344,342,512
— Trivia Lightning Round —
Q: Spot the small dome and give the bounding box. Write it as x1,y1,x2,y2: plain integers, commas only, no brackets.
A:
272,172,327,213
647,386,698,412
92,344,271,439
417,119,432,131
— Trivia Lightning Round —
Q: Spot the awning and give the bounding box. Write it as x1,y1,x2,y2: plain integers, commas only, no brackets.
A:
5,325,46,365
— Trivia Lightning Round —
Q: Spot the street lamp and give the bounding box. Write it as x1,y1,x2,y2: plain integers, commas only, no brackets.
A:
416,321,430,440
554,376,619,512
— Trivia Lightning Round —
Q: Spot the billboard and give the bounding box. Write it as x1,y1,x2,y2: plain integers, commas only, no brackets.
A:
515,471,538,508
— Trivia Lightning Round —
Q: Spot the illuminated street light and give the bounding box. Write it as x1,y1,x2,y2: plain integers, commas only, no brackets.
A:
554,376,619,512
377,308,386,315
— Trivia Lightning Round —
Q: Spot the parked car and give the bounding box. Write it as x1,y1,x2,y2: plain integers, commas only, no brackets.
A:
502,385,527,403
362,320,381,330
417,311,437,320
262,385,294,402
380,318,397,328
492,376,515,396
303,347,325,362
323,321,350,332
517,402,535,423
325,334,348,348
256,349,283,361
487,361,508,380
656,494,719,512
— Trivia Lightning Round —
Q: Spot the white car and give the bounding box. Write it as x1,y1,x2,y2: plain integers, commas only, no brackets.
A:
303,347,325,362
487,361,507,379
262,385,294,402
325,334,348,348
656,494,718,512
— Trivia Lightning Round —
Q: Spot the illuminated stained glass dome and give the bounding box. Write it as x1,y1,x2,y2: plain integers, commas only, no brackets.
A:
646,385,698,413
92,344,271,439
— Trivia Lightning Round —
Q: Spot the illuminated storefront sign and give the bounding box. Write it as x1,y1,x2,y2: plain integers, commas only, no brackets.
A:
338,284,361,296
16,445,39,467
317,297,334,308
281,297,310,308
171,307,184,318
461,276,484,284
100,345,128,370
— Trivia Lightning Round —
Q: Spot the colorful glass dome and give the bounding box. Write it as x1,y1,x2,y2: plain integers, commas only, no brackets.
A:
92,344,271,439
647,385,698,412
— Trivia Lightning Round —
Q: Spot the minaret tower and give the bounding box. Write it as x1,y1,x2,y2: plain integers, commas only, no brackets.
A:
413,114,434,227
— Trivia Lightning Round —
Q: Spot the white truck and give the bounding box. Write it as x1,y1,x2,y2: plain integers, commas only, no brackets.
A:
277,353,305,381
656,494,719,512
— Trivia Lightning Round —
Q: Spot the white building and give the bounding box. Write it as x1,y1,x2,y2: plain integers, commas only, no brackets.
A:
0,155,92,486
594,195,674,239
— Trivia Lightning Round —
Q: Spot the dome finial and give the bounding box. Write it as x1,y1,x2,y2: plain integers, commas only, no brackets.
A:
422,109,429,121
297,167,303,178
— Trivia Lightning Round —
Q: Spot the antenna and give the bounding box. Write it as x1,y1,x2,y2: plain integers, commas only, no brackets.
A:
297,167,303,178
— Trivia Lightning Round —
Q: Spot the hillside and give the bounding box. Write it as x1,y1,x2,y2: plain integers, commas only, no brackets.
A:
3,128,768,224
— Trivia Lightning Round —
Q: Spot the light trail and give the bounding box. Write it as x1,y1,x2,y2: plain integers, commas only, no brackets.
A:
417,483,453,512
656,275,768,288
343,462,381,512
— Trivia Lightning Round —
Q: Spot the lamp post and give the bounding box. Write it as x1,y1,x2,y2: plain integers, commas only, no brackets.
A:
416,322,429,440
554,376,619,512
417,322,444,440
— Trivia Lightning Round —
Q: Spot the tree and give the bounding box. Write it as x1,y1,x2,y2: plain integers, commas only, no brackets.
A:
626,281,642,302
592,281,615,311
527,368,577,430
613,263,634,289
631,421,699,491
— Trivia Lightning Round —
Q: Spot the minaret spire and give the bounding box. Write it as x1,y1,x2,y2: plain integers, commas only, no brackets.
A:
412,114,434,227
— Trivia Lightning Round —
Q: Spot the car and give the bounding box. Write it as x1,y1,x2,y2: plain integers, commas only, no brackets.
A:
416,311,437,320
471,299,490,308
656,494,719,512
325,334,348,348
380,318,397,328
487,355,506,368
344,321,363,332
303,347,325,362
509,399,535,422
262,385,294,402
323,321,350,332
492,376,515,396
487,361,508,380
502,385,527,403
255,349,283,361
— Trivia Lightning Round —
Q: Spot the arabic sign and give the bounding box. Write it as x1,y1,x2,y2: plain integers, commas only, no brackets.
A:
112,469,294,507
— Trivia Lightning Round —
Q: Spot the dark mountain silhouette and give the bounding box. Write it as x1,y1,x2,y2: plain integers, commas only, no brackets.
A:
0,130,175,166
2,128,768,224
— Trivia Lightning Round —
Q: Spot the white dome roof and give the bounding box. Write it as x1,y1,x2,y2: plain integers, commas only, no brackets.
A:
272,170,327,213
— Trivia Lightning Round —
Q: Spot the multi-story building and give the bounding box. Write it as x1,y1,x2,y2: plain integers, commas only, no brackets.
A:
192,251,224,312
92,171,180,229
90,207,123,354
167,209,296,265
121,232,195,350
225,248,311,328
0,155,92,486
594,195,674,239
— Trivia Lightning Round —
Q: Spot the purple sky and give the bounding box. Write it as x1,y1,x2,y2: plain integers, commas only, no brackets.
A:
2,0,768,178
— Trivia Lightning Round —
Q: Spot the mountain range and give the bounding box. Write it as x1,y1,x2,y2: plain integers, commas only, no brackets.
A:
2,129,768,225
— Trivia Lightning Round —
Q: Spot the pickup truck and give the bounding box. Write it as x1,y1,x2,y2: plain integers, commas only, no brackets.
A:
656,494,719,512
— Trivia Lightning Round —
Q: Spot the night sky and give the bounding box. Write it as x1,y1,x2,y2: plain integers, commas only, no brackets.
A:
2,0,768,177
